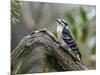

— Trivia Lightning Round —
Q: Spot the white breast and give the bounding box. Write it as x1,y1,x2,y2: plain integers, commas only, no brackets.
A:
57,24,66,46
57,24,63,40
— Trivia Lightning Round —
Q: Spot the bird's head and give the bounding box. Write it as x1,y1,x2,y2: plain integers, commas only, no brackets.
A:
56,19,68,27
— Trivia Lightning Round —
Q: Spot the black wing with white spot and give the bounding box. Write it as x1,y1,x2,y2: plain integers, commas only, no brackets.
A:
62,27,82,61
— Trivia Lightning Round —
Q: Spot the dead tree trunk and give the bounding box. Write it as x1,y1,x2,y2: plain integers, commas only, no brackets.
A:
11,28,87,74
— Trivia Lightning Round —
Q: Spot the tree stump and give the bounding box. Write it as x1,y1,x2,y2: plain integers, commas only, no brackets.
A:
11,28,87,74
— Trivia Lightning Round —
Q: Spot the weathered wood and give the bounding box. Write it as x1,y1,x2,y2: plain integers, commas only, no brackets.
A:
11,28,87,74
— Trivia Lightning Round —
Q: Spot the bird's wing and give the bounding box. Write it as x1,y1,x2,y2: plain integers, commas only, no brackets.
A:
62,28,82,59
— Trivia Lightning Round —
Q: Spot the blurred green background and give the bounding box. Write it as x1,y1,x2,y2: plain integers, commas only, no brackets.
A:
11,0,96,70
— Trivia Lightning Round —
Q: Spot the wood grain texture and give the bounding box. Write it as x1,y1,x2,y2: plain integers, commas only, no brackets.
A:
11,28,87,74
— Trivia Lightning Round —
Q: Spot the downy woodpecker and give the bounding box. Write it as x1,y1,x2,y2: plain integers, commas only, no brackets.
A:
56,19,82,63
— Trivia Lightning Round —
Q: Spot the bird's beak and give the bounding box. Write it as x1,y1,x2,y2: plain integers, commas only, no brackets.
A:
56,19,61,23
56,19,63,25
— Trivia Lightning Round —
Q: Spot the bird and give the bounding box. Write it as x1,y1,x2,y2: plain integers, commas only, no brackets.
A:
56,19,82,63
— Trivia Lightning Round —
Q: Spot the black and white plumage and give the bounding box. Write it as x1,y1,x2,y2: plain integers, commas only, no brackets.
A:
56,19,82,63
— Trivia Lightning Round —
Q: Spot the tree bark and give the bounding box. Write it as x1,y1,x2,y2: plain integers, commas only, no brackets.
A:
11,28,87,74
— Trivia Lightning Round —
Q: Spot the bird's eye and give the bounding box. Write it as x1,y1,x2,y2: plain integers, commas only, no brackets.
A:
61,19,68,26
